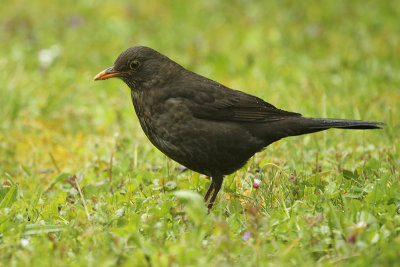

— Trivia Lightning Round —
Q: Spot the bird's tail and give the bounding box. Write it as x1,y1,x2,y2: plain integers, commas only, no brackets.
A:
280,117,384,137
304,118,384,130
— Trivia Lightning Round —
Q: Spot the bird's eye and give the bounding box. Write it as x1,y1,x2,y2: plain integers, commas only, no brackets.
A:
129,59,141,70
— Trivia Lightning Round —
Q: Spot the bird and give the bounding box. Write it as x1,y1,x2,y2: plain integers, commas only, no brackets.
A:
94,46,384,210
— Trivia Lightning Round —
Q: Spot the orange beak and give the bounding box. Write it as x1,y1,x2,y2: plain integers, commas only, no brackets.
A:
93,67,121,81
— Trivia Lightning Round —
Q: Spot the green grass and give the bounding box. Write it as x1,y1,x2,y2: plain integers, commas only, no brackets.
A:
1,0,399,266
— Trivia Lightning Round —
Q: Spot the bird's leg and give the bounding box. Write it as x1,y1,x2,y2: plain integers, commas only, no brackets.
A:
207,175,223,211
203,180,214,203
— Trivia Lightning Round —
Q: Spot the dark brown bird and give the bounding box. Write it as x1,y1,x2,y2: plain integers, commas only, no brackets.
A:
94,46,384,210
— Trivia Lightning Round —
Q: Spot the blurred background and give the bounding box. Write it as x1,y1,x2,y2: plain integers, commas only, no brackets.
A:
0,0,398,192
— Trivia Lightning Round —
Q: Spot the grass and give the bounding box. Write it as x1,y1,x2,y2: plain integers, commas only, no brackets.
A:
0,0,399,266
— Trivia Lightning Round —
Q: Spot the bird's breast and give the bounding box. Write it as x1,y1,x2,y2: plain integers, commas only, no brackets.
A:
130,90,156,136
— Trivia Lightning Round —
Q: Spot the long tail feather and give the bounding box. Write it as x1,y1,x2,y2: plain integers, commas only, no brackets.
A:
305,118,385,130
264,117,385,141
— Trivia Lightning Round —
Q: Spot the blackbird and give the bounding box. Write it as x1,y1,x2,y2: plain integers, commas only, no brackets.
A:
94,46,384,210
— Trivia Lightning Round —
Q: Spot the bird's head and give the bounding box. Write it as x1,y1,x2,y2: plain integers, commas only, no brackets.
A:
94,46,178,89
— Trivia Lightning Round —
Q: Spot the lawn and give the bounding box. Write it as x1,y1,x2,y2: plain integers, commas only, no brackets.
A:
1,0,399,266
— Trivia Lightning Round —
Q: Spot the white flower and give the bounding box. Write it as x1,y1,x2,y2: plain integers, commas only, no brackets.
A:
253,178,262,188
21,238,30,247
38,45,61,68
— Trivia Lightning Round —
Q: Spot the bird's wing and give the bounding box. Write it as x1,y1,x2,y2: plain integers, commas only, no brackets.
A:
167,79,301,122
